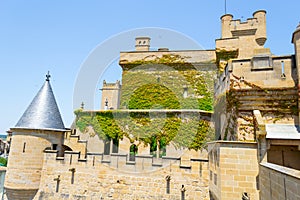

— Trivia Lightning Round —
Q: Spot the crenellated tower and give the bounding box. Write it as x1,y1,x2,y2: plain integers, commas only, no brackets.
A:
100,80,121,110
216,10,268,58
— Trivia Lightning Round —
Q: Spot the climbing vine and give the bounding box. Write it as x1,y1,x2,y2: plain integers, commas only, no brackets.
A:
214,73,298,141
215,49,239,72
120,60,215,111
75,110,214,151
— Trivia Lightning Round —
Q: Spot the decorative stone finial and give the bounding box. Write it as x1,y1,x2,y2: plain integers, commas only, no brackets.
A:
46,71,51,81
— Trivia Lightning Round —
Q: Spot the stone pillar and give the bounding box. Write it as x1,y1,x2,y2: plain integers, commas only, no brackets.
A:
253,110,267,162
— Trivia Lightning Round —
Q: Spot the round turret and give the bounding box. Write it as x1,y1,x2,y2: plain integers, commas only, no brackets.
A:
253,10,267,46
220,14,233,38
4,74,67,200
292,23,300,83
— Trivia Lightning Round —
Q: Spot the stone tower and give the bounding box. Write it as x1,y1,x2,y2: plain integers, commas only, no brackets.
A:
4,74,67,200
292,23,300,121
100,80,121,110
216,10,268,58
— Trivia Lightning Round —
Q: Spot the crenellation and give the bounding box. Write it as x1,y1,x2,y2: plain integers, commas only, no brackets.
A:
4,8,300,200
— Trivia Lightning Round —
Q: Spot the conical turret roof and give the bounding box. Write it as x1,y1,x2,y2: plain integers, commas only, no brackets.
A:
15,73,65,131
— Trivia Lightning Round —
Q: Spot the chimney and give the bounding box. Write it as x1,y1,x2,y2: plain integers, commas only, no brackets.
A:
135,37,150,51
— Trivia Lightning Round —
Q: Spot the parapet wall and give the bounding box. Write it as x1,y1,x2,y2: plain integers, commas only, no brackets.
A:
260,162,300,200
35,150,210,199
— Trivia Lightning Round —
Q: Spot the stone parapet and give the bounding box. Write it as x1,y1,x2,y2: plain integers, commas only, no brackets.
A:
36,149,210,199
260,162,300,200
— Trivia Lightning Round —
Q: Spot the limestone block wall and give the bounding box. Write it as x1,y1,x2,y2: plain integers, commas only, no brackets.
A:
35,150,209,200
76,126,104,153
64,131,87,157
260,162,300,199
218,10,267,58
214,55,298,141
230,56,296,88
4,129,64,200
0,167,6,200
208,141,259,200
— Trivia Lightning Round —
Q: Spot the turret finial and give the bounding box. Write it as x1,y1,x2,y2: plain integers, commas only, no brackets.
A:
46,71,51,81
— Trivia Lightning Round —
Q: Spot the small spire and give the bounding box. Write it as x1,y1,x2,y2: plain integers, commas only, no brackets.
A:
104,98,108,110
46,71,51,81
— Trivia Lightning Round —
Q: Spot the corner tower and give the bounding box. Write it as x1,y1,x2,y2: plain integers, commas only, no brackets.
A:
4,73,67,200
216,10,268,58
100,80,121,110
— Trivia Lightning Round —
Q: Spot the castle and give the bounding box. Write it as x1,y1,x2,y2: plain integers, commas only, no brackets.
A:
2,10,300,200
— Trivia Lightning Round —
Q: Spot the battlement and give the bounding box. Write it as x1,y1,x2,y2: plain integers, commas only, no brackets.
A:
220,10,266,39
37,149,209,199
44,149,207,173
217,10,267,58
101,80,121,89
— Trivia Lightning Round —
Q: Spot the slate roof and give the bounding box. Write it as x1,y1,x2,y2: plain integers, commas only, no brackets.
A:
14,75,65,131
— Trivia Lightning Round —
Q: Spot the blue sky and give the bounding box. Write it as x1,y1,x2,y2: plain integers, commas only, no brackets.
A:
0,1,299,133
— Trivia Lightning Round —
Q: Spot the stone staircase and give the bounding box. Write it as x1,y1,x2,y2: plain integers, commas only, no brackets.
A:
63,130,87,158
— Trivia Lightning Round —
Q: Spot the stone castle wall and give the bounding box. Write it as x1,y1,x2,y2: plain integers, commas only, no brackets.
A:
208,141,259,200
34,150,210,200
214,55,298,141
260,162,300,199
4,129,65,200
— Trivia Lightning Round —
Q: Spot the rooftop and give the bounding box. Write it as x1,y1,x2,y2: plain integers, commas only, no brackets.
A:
14,73,66,131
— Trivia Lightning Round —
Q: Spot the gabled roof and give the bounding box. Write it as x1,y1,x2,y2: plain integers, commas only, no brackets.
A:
14,74,65,131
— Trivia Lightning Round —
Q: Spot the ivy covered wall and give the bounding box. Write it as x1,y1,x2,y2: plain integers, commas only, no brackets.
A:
120,54,216,111
75,110,214,151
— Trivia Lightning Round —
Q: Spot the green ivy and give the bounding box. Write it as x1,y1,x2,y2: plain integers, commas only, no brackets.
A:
128,84,180,109
75,110,213,151
120,68,215,111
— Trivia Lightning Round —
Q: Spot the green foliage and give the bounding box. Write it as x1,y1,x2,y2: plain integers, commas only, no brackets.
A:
0,157,7,166
120,68,214,111
120,53,216,111
75,110,214,151
129,84,180,109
